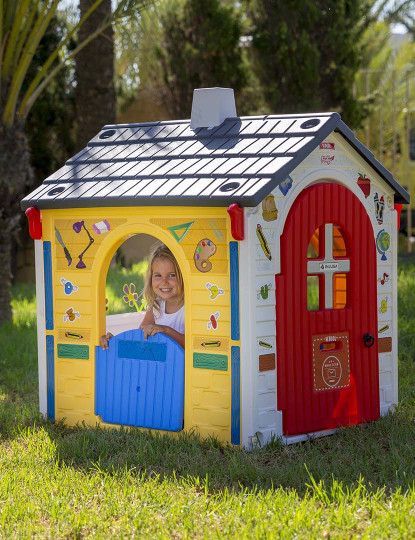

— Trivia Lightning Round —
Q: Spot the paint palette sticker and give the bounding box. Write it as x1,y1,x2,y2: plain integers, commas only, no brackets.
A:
194,238,216,272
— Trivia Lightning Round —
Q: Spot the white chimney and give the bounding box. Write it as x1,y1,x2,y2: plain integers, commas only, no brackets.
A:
190,87,237,130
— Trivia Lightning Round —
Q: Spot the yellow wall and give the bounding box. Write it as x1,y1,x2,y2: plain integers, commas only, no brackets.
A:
41,206,239,444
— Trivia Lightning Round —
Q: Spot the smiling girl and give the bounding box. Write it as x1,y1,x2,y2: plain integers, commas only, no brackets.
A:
100,244,185,350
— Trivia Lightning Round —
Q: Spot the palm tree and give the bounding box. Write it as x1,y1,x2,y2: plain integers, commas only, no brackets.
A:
0,0,147,322
76,0,116,150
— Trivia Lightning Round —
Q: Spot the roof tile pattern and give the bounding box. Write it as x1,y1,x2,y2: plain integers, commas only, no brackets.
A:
21,113,409,209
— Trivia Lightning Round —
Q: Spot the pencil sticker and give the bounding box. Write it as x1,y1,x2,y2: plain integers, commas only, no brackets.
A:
256,224,272,260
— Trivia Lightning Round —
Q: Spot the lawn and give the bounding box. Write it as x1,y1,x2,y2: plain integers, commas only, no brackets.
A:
0,260,415,538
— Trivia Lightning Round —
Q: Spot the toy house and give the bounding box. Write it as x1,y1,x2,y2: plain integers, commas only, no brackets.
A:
22,88,409,446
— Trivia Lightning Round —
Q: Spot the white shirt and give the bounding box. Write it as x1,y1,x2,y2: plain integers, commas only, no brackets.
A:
153,299,185,334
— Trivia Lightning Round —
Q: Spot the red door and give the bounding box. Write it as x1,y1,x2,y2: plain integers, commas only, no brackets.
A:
276,182,379,436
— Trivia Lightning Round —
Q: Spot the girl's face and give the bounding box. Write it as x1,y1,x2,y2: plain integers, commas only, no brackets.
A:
151,258,181,303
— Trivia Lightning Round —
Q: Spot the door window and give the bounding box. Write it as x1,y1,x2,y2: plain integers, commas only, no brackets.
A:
307,223,350,310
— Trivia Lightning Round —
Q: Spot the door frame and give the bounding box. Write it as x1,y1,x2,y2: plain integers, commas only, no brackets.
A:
93,220,190,430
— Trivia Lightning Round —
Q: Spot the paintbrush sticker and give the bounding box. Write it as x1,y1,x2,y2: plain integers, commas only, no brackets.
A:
54,227,72,266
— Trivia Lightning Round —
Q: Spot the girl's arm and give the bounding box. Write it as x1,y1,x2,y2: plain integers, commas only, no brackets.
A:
139,308,155,328
157,325,185,349
140,309,185,349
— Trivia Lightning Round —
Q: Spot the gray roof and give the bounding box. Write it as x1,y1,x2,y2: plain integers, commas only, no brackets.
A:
21,113,409,210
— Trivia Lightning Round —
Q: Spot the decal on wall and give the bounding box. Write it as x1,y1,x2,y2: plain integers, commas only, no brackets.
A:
194,238,216,272
193,352,228,371
210,220,224,241
205,282,224,300
57,344,89,360
257,283,272,300
279,176,293,196
321,155,335,165
387,196,394,209
374,193,385,224
357,173,371,198
259,340,272,349
377,272,390,286
201,340,222,348
54,227,72,266
378,337,392,353
379,297,388,314
63,307,80,322
122,283,145,311
65,331,84,339
319,142,335,150
193,336,229,352
376,229,391,261
60,277,79,296
167,221,194,243
58,329,91,342
92,219,111,234
256,224,272,260
207,312,220,330
259,354,276,372
261,195,278,222
378,323,390,334
73,220,95,269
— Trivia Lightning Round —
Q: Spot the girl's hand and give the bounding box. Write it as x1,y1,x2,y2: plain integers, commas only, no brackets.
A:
100,332,114,350
141,324,166,340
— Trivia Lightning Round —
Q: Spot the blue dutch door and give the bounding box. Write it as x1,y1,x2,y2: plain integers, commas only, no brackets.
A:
95,329,185,431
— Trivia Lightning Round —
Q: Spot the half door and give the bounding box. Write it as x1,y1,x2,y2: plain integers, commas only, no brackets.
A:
276,182,379,436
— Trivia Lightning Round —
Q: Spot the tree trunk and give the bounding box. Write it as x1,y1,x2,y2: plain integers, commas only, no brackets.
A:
0,121,34,322
76,0,116,151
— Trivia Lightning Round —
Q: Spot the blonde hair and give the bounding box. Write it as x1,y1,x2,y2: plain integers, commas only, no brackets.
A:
143,243,184,314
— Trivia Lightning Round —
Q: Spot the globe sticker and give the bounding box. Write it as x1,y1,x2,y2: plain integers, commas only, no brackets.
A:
376,229,390,261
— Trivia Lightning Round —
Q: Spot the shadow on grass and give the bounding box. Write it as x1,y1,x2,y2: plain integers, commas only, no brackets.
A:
1,401,411,499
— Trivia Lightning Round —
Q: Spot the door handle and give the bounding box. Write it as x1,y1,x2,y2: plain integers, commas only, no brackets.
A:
363,333,375,348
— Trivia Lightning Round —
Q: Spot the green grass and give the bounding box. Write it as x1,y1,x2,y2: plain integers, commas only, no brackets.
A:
1,260,415,538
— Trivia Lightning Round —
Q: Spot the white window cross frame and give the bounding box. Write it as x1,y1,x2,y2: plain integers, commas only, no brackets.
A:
307,223,350,309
